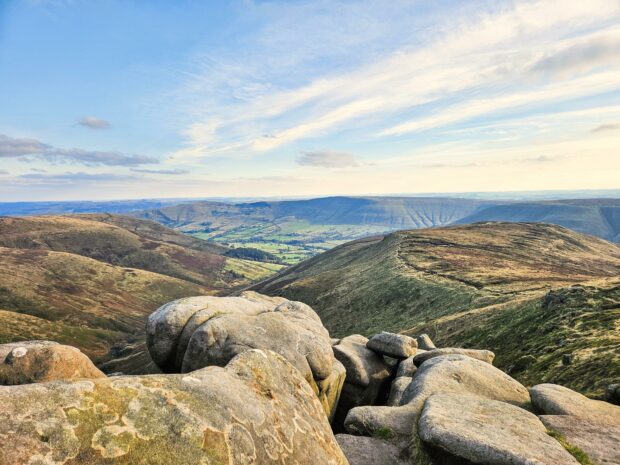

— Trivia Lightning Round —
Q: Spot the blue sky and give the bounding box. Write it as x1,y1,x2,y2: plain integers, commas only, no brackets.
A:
0,0,619,201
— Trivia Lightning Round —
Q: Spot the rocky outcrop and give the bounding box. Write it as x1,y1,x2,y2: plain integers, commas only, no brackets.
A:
532,383,620,465
419,393,580,464
366,332,417,359
332,334,393,429
413,347,495,367
401,354,530,411
146,292,345,419
0,349,348,465
0,341,105,385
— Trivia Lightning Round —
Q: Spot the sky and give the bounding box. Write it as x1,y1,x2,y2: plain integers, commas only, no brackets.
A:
0,0,619,201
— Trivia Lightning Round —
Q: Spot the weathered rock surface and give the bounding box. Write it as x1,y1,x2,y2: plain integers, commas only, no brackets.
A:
336,434,406,465
531,383,620,426
147,292,286,371
0,340,105,385
344,405,417,443
532,384,620,465
147,292,344,418
401,354,530,411
395,355,417,378
387,376,411,406
366,332,417,359
413,347,495,367
416,334,436,351
540,415,620,465
0,349,348,465
419,393,580,465
332,335,392,429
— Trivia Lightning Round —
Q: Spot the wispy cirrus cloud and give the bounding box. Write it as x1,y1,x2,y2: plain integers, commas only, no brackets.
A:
591,123,619,133
18,171,137,184
297,150,358,168
0,133,158,166
170,0,620,159
77,116,111,129
131,167,188,175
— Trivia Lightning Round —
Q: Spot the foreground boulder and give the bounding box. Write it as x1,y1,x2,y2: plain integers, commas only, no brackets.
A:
332,334,392,429
366,332,417,359
146,292,345,419
0,340,105,385
0,349,349,465
532,383,620,465
413,347,495,367
419,393,580,465
401,354,530,411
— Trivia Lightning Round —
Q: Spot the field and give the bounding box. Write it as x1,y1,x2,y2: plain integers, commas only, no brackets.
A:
193,219,389,264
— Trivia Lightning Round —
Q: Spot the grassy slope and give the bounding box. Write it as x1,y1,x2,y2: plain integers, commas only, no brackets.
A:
252,223,620,395
0,215,284,372
0,246,211,362
404,278,619,396
0,215,277,290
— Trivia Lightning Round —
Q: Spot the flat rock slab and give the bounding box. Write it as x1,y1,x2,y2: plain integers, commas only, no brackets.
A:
541,415,620,465
344,405,418,440
336,434,407,465
0,349,348,465
531,383,620,426
0,340,105,385
419,393,580,465
401,354,530,411
367,332,417,359
413,348,495,367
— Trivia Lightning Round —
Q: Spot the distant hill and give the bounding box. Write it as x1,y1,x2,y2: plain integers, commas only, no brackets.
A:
0,199,196,216
0,214,284,373
456,199,620,242
135,196,490,231
251,222,620,395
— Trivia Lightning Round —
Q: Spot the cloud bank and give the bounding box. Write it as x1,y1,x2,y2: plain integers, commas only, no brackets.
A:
0,134,157,166
297,150,358,168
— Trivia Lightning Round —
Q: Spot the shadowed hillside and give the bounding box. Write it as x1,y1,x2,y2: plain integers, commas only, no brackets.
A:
252,222,620,395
